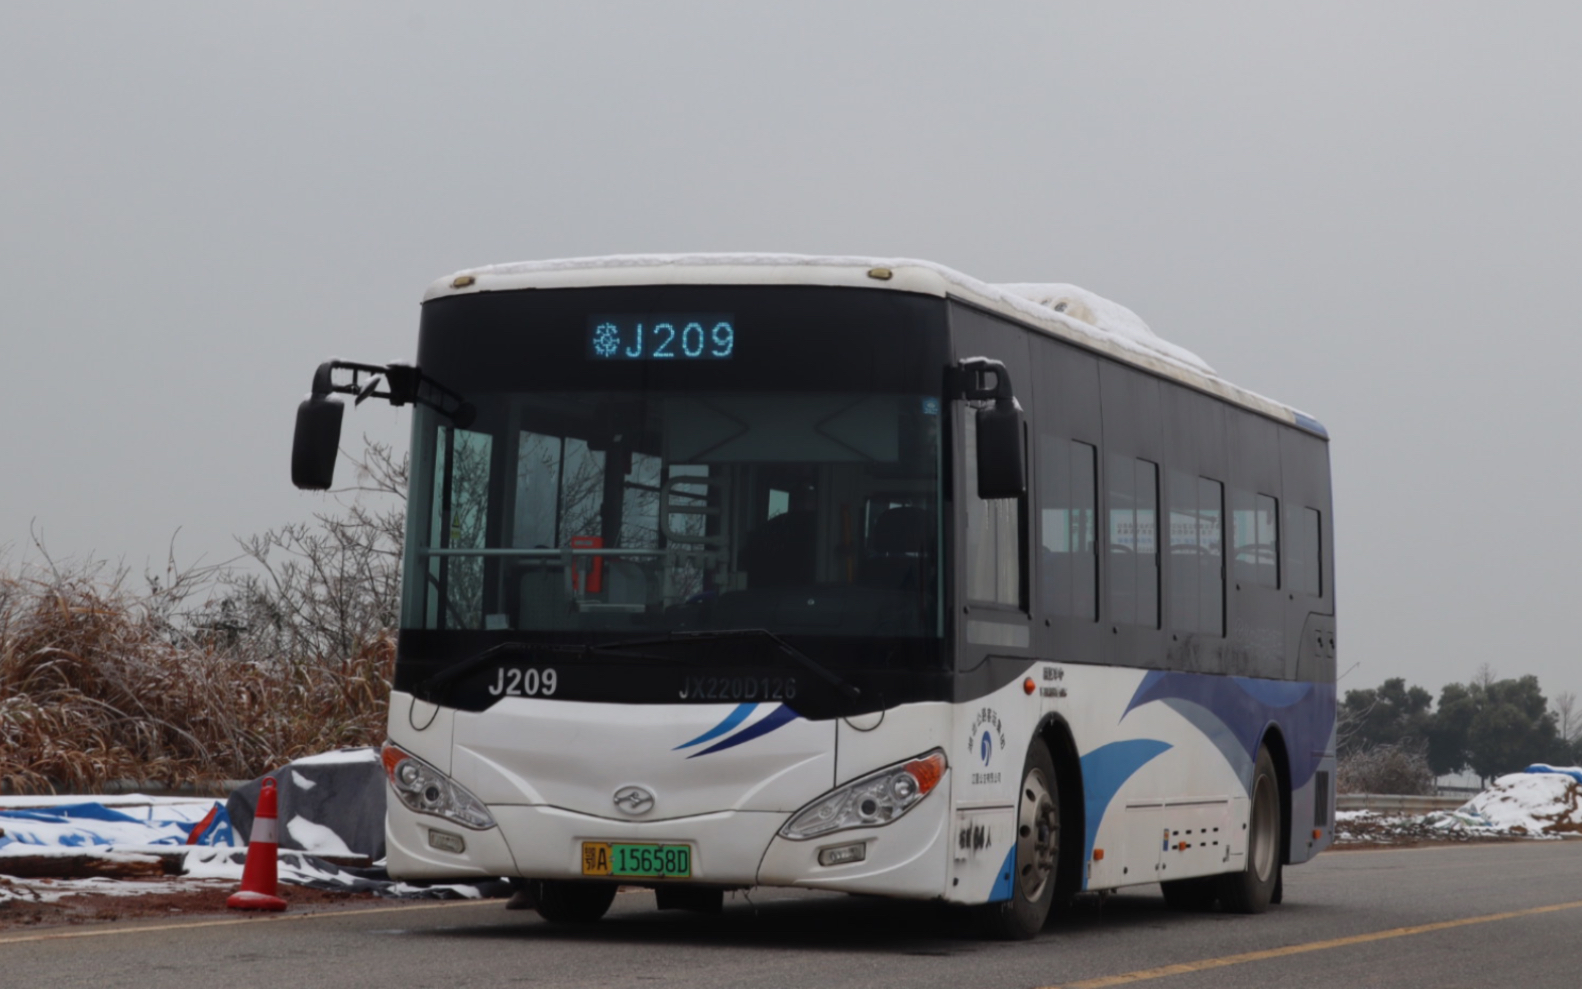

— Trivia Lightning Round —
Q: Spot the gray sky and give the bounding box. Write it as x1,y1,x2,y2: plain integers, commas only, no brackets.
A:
3,2,1578,704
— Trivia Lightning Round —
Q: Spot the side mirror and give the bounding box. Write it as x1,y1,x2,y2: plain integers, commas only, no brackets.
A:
957,358,1026,499
292,395,344,490
975,401,1025,499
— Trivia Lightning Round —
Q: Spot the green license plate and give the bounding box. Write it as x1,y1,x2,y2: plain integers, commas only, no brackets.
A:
581,841,692,878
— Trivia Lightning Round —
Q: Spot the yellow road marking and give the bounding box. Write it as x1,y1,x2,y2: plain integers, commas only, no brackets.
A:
1046,898,1582,988
0,897,498,947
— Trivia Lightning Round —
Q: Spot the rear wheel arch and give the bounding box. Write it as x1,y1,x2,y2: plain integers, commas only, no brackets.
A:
1257,725,1293,866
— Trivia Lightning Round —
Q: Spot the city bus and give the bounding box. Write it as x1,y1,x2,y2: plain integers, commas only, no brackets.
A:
290,254,1336,939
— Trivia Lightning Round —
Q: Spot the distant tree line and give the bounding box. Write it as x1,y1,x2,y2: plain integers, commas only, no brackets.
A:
1338,666,1582,791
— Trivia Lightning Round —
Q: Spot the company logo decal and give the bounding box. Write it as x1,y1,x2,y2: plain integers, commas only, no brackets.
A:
612,785,656,815
673,702,801,759
967,707,1007,784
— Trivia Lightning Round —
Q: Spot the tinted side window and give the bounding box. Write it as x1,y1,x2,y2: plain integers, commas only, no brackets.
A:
1169,471,1224,635
1232,490,1280,588
965,407,1023,607
1108,456,1159,627
1291,506,1322,597
1040,437,1098,620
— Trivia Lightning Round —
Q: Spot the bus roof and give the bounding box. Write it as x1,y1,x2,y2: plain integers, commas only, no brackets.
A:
425,253,1326,438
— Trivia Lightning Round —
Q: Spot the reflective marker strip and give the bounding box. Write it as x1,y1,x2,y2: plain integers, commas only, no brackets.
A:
250,817,278,844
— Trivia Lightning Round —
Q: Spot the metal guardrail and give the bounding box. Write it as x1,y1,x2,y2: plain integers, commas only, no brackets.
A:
1336,793,1468,814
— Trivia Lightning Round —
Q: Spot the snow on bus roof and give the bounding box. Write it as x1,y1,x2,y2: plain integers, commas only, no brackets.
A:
427,253,1323,434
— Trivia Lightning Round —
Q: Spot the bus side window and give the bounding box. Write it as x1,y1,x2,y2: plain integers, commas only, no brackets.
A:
1108,456,1159,628
1291,506,1322,597
1232,490,1280,588
1169,472,1224,635
1039,437,1098,621
965,407,1023,608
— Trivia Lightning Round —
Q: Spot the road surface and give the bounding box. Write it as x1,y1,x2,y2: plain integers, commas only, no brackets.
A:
5,841,1580,989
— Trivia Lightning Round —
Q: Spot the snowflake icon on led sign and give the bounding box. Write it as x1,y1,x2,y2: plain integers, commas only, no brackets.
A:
592,323,621,358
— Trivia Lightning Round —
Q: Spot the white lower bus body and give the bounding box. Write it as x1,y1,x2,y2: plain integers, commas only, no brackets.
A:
384,660,1336,905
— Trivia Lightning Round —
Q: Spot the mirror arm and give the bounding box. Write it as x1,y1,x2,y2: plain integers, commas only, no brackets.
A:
308,360,475,428
950,357,1016,403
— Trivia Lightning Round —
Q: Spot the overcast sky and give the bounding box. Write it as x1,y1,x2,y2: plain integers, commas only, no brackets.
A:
3,2,1578,704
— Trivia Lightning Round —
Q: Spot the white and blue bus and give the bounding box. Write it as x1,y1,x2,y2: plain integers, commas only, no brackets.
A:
291,255,1336,938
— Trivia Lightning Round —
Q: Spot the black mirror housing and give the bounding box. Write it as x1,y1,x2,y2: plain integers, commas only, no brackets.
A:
292,396,345,490
975,400,1025,499
955,358,1026,499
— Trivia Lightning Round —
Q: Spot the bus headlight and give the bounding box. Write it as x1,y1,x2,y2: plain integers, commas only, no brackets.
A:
779,750,946,840
381,741,496,831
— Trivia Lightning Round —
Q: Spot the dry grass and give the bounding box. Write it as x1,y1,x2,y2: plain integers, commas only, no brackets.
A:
0,445,403,795
0,564,393,794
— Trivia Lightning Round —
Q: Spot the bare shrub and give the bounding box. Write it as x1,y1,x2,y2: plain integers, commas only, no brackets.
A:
1337,739,1437,796
0,443,403,794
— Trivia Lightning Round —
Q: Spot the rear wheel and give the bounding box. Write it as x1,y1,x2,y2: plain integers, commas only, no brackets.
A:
1219,746,1282,913
979,742,1060,940
534,881,617,924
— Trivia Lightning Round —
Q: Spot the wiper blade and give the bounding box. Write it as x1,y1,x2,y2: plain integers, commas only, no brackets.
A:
606,628,861,700
418,640,689,699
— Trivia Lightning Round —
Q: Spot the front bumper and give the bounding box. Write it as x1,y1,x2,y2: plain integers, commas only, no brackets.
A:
385,781,950,899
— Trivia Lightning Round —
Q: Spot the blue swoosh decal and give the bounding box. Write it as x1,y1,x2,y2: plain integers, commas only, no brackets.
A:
1123,671,1335,789
674,702,757,750
1079,738,1172,886
987,845,1016,902
687,704,800,758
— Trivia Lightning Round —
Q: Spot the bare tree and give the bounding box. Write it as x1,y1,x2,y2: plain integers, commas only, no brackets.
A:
1337,739,1436,795
221,441,406,663
1553,691,1580,745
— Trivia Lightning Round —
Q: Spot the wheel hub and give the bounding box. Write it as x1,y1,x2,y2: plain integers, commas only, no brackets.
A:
1016,768,1059,901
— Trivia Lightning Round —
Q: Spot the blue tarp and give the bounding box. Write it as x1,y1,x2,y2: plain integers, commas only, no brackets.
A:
1523,764,1582,786
0,801,235,851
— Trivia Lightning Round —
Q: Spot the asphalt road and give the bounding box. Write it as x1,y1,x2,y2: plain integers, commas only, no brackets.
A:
5,841,1581,989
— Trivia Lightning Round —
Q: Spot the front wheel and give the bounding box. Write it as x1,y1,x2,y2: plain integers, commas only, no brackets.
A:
534,881,617,924
979,742,1060,940
1219,746,1282,913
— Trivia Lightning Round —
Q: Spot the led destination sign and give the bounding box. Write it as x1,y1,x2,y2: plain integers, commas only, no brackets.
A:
588,314,735,361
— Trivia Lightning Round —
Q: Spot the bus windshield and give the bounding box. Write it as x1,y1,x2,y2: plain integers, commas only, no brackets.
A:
403,390,942,638
399,285,948,649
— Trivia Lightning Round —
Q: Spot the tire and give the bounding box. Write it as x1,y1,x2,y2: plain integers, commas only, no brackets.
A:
1219,746,1282,913
534,880,617,924
1159,875,1218,911
979,742,1061,940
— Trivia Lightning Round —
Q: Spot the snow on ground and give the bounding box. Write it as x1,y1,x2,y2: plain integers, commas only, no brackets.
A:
1336,766,1582,845
1438,769,1582,835
1,874,231,905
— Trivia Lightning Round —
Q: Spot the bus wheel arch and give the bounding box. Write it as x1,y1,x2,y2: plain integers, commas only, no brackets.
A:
1257,725,1293,868
979,732,1067,940
1035,715,1084,909
1220,733,1286,913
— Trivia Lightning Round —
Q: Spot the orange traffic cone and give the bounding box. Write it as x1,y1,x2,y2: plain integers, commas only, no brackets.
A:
227,777,288,911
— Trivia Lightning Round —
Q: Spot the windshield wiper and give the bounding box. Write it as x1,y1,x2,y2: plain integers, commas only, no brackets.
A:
600,629,862,700
418,639,690,700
